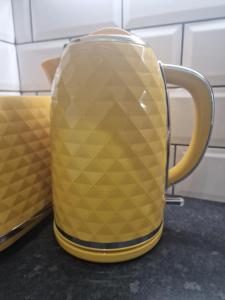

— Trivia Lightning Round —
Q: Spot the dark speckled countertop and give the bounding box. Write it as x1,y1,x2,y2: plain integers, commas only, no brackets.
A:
0,198,225,300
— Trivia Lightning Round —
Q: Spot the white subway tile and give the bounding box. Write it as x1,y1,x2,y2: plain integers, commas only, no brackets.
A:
124,0,225,29
183,19,225,85
174,147,225,202
17,39,68,91
0,0,15,43
0,42,19,91
132,25,182,64
168,88,225,147
31,0,122,41
12,0,32,43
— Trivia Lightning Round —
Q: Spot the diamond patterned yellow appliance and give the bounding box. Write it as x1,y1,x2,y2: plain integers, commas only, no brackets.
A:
0,96,51,251
42,27,214,263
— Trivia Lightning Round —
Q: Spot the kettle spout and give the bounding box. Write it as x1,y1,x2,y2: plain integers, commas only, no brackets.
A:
41,58,60,83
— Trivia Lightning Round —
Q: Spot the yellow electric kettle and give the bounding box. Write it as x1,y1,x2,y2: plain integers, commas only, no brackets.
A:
42,27,214,263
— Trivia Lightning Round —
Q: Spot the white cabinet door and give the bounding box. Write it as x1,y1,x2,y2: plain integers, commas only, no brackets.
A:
174,146,225,202
132,25,182,64
123,0,225,29
183,20,225,86
17,40,68,91
31,0,122,41
168,88,225,147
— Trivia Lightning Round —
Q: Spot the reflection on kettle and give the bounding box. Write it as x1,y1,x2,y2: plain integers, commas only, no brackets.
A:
42,27,214,263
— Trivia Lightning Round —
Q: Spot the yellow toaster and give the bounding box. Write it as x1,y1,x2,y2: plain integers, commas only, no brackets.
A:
0,96,51,251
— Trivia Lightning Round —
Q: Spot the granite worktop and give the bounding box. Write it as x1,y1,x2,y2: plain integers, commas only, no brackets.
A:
0,197,225,300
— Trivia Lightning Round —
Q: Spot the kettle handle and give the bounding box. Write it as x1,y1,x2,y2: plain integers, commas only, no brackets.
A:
161,64,214,186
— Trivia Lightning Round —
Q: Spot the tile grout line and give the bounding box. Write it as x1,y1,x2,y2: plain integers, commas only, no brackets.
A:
10,0,22,94
171,143,225,149
180,23,185,65
125,16,225,31
0,39,15,45
15,34,83,45
29,0,34,42
121,0,124,29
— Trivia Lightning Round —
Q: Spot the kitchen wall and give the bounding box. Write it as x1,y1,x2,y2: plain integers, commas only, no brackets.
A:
6,0,225,202
0,0,19,95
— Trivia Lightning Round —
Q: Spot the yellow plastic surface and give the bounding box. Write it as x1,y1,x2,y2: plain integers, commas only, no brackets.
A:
0,96,51,250
54,221,163,263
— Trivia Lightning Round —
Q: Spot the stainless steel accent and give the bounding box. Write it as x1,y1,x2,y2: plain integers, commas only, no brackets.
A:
70,34,146,46
55,221,163,250
159,61,171,190
0,204,52,244
161,63,215,184
166,196,185,206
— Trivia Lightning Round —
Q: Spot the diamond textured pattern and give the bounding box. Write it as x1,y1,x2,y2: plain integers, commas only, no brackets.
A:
0,96,51,236
52,42,167,243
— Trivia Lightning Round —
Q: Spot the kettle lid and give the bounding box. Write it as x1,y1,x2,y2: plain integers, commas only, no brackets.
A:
41,27,146,83
70,27,146,47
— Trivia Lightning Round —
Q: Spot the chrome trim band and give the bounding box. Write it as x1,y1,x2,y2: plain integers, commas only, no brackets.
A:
166,196,185,206
159,61,171,189
70,34,146,47
55,221,163,250
0,204,52,244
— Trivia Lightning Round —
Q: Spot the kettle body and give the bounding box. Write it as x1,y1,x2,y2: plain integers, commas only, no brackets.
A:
43,28,214,262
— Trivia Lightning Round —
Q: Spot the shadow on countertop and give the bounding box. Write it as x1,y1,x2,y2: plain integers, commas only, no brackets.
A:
0,198,225,300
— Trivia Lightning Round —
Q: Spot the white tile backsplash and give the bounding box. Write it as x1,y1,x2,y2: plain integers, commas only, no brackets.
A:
174,147,225,202
17,40,68,91
12,0,32,43
0,42,19,91
123,0,225,29
1,0,224,201
0,0,15,43
183,19,225,86
31,0,122,41
132,25,182,64
169,88,225,147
